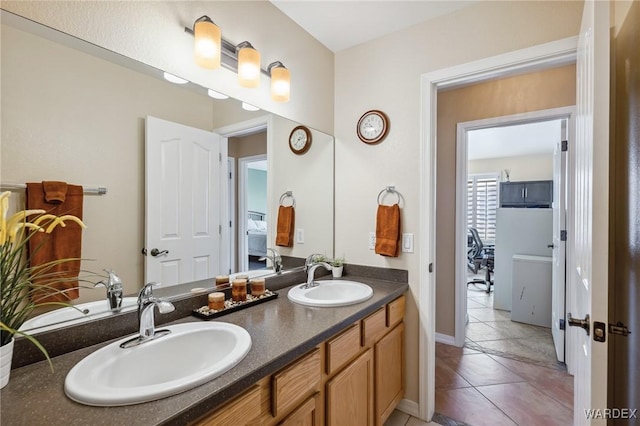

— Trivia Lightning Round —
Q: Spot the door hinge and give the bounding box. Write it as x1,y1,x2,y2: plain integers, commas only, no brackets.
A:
229,171,232,179
219,224,222,235
559,319,565,330
219,153,222,162
609,321,631,337
229,220,232,228
561,140,568,152
428,263,433,273
560,230,567,241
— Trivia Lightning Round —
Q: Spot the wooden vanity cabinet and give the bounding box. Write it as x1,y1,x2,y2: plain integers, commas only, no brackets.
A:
194,294,405,426
326,349,374,426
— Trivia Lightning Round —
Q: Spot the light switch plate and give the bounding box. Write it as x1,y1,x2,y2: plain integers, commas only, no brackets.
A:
296,228,304,244
402,233,414,253
368,232,376,250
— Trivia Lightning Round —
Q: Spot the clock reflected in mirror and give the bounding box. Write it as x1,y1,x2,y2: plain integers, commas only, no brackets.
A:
357,110,389,144
289,125,312,154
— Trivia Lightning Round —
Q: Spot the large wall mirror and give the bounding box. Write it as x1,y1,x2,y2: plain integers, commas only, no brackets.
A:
1,11,334,334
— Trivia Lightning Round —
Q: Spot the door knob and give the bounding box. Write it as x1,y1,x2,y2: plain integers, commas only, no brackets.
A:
150,248,169,257
547,244,555,248
567,312,590,335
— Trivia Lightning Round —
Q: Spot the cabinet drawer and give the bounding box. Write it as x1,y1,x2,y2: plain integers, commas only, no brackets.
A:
326,323,361,375
272,348,321,417
196,385,260,426
362,307,386,347
278,392,321,426
386,295,405,328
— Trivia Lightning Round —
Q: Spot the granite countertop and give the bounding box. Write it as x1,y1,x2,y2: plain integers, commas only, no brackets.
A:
0,274,408,426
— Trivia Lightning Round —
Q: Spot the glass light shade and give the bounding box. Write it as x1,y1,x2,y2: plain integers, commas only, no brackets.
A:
242,102,260,112
194,18,221,69
270,66,290,102
238,46,261,88
163,72,188,84
207,89,229,100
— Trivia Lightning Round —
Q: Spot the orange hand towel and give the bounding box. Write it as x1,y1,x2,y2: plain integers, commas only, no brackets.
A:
375,204,401,257
275,205,295,247
42,181,68,204
26,182,84,303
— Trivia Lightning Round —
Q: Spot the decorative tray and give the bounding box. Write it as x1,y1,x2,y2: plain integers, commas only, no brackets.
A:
191,290,278,320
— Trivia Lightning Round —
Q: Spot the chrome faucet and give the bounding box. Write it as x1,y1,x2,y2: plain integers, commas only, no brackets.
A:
94,269,124,311
304,253,325,273
120,282,174,349
301,261,332,289
260,248,283,274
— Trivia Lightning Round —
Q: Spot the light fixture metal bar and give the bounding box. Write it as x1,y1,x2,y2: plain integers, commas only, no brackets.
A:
184,26,269,76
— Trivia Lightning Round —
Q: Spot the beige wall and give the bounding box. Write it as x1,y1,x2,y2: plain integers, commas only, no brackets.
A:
436,64,576,336
0,1,335,134
1,24,214,302
468,154,554,182
334,1,583,403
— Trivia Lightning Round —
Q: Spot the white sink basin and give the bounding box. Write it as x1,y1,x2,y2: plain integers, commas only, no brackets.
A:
19,297,138,333
288,280,374,307
64,322,251,406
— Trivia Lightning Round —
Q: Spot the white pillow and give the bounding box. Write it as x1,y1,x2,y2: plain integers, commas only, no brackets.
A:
255,220,267,231
247,219,259,231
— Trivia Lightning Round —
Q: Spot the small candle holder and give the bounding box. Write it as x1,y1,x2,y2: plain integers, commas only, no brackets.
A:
208,292,225,311
232,279,247,302
251,278,266,297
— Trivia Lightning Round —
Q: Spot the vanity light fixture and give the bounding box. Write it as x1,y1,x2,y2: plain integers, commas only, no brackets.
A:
163,72,188,84
237,41,261,88
242,102,260,112
207,89,229,100
193,16,221,69
268,61,290,103
185,16,290,102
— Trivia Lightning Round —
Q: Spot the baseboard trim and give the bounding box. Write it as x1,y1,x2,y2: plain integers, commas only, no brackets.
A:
396,398,421,419
435,332,456,345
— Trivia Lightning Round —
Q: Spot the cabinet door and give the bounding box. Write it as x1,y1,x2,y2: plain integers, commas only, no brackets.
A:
500,182,525,207
326,349,374,426
523,181,553,207
278,393,321,426
375,323,405,426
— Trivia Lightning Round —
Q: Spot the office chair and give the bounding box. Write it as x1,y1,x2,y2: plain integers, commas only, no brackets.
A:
467,227,494,293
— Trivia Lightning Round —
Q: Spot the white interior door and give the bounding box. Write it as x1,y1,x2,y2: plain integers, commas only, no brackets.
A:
145,116,221,286
551,123,567,363
569,0,609,422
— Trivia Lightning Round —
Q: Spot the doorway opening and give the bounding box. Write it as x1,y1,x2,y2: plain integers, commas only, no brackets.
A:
458,114,572,368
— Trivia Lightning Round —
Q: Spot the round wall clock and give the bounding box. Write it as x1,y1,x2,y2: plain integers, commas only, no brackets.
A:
357,110,389,144
289,125,312,154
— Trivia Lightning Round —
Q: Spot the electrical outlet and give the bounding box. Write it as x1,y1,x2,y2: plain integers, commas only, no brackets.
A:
368,232,376,250
296,228,304,244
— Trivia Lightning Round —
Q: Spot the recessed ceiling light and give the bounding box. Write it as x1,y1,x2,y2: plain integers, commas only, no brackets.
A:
242,102,260,111
163,72,188,84
207,89,229,99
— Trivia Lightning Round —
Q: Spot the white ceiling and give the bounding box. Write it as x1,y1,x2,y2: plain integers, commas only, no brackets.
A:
270,0,478,52
467,120,562,161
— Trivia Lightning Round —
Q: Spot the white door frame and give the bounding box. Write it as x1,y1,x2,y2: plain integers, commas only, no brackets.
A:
228,157,236,274
418,36,577,420
214,115,273,275
454,107,576,348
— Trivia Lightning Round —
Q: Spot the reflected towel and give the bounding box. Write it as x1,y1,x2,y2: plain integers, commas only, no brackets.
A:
42,181,68,204
26,182,84,303
375,203,401,257
275,205,295,247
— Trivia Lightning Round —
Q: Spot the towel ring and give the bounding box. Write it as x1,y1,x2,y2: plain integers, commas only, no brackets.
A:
279,191,296,208
377,186,401,206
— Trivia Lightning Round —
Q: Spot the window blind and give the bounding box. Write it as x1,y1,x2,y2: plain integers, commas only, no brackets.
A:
467,174,499,244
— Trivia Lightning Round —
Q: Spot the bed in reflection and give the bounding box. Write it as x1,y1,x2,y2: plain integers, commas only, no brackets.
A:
247,211,267,258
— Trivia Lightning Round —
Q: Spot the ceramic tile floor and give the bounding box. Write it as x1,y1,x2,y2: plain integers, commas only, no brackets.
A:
384,280,574,426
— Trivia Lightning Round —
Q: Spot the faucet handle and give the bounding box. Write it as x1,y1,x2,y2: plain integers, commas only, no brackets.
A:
138,282,160,301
